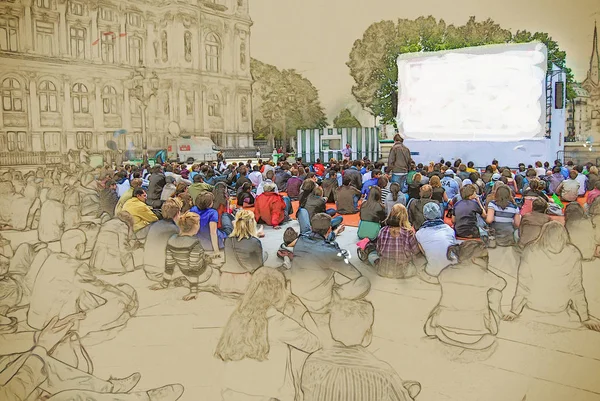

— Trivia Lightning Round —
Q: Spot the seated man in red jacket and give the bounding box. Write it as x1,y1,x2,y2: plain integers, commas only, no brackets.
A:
254,183,291,230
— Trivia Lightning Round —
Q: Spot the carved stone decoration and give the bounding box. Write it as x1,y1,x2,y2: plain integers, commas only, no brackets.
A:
153,40,159,60
240,42,246,70
241,96,248,121
161,31,168,62
184,31,192,62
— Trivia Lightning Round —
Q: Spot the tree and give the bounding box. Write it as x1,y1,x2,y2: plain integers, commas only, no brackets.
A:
251,58,327,151
333,108,362,128
348,16,575,125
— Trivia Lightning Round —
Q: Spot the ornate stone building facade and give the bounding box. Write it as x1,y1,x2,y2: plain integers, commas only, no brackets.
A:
0,0,253,164
580,22,600,142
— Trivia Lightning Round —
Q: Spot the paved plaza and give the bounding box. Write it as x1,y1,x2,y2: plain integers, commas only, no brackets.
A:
3,222,600,401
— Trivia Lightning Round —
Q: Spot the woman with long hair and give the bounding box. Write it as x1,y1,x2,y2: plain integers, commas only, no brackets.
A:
486,186,521,246
564,203,597,261
384,182,406,215
429,175,448,205
368,204,425,279
212,181,230,228
221,210,266,294
359,186,386,225
504,221,600,331
407,173,422,201
424,241,507,349
215,268,321,401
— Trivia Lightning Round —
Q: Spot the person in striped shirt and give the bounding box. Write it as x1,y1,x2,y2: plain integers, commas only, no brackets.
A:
150,212,217,301
485,185,521,246
301,299,421,401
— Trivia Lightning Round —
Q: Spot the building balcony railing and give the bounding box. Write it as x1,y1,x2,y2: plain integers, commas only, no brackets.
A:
0,151,66,166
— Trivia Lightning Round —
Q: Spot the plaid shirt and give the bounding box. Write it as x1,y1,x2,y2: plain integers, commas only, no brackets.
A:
376,226,420,266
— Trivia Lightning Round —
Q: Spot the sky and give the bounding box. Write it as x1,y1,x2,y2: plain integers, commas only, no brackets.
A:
249,0,600,126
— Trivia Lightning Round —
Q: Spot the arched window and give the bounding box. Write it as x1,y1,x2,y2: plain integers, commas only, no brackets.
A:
39,80,57,112
2,78,23,112
208,94,220,117
205,33,220,73
71,83,89,114
184,31,192,62
102,85,118,114
161,31,168,62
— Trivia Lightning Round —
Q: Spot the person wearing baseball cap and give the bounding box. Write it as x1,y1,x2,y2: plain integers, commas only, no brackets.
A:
416,202,458,278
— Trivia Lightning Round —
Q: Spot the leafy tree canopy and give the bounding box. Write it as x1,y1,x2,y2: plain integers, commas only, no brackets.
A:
333,108,362,128
251,58,327,148
348,16,575,125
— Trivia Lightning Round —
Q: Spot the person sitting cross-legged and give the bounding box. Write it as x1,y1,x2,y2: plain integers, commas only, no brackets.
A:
254,183,291,230
150,212,219,301
504,221,600,331
416,202,457,280
122,188,159,239
424,241,507,350
143,198,182,282
302,299,422,401
288,213,370,315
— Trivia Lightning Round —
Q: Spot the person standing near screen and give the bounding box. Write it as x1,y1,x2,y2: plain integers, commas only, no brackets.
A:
388,133,412,191
341,143,352,161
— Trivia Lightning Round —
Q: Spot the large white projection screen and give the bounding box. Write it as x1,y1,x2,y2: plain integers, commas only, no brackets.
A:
396,42,548,141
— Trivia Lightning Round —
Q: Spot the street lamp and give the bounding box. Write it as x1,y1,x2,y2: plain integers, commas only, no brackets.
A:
129,66,159,164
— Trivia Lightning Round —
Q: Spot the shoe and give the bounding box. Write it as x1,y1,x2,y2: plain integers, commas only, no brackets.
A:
110,372,141,393
277,249,293,260
147,384,184,401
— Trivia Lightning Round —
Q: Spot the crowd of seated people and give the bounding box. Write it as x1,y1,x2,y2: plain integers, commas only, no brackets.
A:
3,142,600,400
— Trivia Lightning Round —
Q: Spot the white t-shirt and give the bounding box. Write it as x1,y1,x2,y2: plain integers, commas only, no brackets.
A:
416,223,457,277
535,167,546,177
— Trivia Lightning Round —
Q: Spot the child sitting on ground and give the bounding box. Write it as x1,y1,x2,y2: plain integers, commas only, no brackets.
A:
277,227,299,269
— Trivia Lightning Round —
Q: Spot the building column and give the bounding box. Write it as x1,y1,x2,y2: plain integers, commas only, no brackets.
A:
57,0,68,56
123,87,132,133
200,86,207,135
28,75,40,132
62,76,73,130
192,30,200,69
178,87,186,127
194,90,201,131
119,14,127,64
93,79,103,132
91,5,100,61
22,0,33,51
146,20,156,67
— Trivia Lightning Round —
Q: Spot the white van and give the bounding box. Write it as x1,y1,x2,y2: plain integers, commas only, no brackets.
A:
167,136,220,163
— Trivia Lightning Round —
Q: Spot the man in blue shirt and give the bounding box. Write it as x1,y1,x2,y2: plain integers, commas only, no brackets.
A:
361,169,382,197
441,170,460,200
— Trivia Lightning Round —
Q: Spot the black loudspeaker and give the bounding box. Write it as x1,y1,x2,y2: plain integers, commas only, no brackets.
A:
555,82,564,109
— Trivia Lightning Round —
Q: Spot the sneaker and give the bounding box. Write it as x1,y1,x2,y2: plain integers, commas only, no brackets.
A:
277,249,294,260
147,384,185,401
110,372,141,393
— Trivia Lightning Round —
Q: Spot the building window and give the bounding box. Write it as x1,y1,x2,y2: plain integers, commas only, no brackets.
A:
128,36,143,66
35,21,55,56
8,131,26,151
39,80,58,112
102,85,118,114
161,31,168,62
205,33,220,73
2,78,23,112
76,131,92,149
99,7,114,22
186,92,194,116
184,31,192,62
128,13,141,27
43,131,61,151
0,134,6,151
208,94,220,117
70,2,84,16
70,27,86,59
162,94,170,116
72,83,89,114
101,33,115,63
0,16,19,52
36,0,52,9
